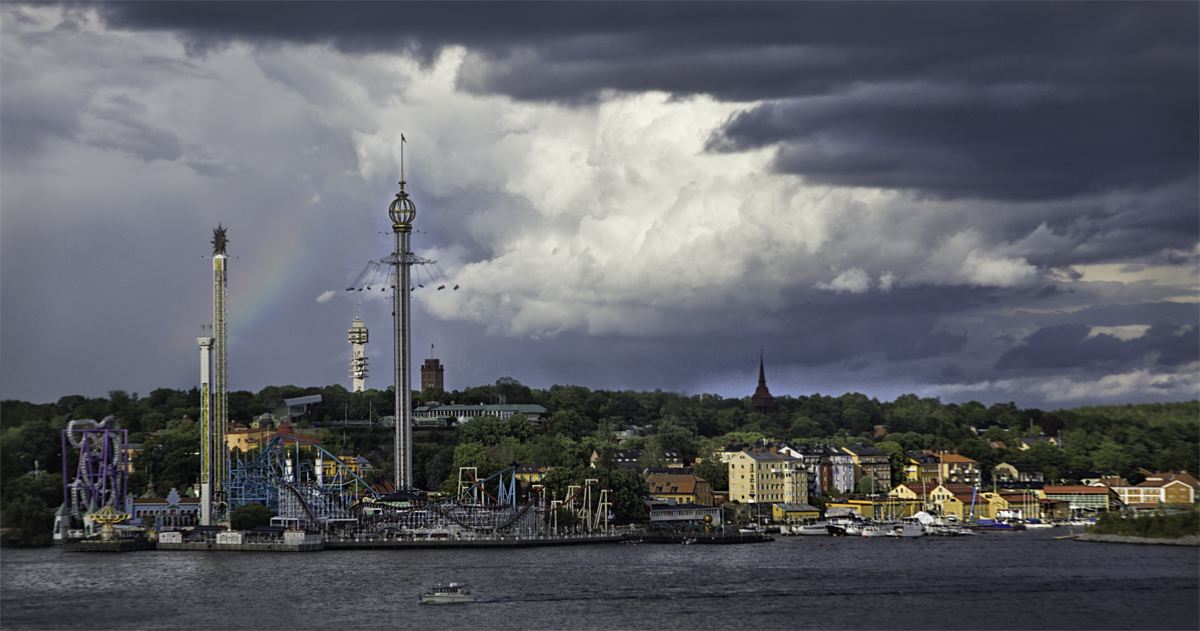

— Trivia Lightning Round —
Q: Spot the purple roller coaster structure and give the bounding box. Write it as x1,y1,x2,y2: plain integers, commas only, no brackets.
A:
61,416,128,519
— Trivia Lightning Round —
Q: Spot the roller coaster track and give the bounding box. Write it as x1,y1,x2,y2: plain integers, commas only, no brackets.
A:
279,483,324,528
278,483,356,532
541,481,610,512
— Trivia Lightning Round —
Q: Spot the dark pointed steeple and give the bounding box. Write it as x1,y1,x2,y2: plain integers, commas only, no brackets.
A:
751,352,774,415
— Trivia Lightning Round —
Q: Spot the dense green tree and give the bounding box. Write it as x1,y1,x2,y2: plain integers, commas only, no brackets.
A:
694,458,729,492
1091,442,1133,478
1,496,54,546
133,422,200,495
230,503,275,530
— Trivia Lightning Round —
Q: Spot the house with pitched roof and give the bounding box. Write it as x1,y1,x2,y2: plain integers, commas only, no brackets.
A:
993,462,1044,484
938,452,981,486
643,472,713,506
515,461,551,486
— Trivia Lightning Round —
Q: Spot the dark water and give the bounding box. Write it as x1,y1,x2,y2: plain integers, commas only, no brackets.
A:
2,529,1197,630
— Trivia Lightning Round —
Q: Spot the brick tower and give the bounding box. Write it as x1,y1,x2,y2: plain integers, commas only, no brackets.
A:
421,357,444,392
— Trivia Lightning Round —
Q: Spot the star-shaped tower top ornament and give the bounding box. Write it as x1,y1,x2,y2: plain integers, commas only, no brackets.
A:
211,224,229,256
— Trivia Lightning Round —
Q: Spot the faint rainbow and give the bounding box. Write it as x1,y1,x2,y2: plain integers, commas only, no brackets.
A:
227,216,312,337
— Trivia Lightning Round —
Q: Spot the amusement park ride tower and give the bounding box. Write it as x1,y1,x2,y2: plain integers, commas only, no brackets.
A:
199,225,230,525
386,136,426,491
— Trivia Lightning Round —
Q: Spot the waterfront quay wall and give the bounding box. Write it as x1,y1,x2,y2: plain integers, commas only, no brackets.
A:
157,530,324,552
63,539,156,553
326,533,627,549
158,541,324,552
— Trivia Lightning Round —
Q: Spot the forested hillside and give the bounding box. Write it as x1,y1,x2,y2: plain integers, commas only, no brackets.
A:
3,380,1196,544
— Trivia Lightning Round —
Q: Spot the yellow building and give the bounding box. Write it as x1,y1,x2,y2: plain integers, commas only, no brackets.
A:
889,483,975,508
772,503,821,522
825,497,924,520
644,472,714,506
226,428,275,452
227,423,322,453
515,462,550,486
318,450,370,479
728,447,807,505
936,494,994,519
904,452,941,484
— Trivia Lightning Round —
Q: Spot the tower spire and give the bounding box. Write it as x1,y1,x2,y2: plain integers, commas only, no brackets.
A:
752,351,774,415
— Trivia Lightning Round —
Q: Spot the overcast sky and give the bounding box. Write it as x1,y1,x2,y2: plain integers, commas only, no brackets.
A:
2,2,1197,409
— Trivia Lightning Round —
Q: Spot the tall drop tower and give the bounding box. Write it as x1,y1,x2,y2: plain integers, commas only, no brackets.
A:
197,336,213,525
349,302,369,392
210,225,230,520
388,137,418,491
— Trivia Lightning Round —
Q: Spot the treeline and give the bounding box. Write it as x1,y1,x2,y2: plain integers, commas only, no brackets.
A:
2,382,1197,544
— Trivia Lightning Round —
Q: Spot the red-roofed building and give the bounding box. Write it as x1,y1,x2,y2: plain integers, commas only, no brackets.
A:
252,423,322,451
1105,470,1198,510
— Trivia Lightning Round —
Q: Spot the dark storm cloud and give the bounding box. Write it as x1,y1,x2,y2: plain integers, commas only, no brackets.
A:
995,322,1198,371
3,2,1194,409
720,90,1196,201
98,1,1199,205
1065,301,1200,328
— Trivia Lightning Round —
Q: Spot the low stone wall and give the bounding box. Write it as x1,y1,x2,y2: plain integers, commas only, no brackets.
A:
157,541,323,552
1071,533,1199,546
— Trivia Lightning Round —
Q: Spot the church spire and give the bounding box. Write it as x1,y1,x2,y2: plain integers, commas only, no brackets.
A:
752,351,774,415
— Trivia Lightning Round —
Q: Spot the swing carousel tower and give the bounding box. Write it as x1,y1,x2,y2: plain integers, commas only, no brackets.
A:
388,137,417,491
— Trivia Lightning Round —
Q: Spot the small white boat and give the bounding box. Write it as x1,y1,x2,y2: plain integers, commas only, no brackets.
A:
421,583,474,604
895,519,926,538
793,521,831,536
861,524,893,538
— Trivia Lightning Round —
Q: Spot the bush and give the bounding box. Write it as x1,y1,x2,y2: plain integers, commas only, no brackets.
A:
230,503,275,531
1,497,54,546
1088,510,1199,539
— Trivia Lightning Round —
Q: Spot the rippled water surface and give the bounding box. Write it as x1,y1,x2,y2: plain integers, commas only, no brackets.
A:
2,529,1197,630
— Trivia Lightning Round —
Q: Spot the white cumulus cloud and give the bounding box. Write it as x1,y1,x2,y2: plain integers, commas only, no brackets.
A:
816,268,872,294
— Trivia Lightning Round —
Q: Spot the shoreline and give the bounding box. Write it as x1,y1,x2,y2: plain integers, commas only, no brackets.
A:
1067,532,1199,546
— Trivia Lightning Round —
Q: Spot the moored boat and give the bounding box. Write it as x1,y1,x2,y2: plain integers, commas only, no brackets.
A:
793,521,831,536
421,583,474,604
861,523,895,538
895,518,926,538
